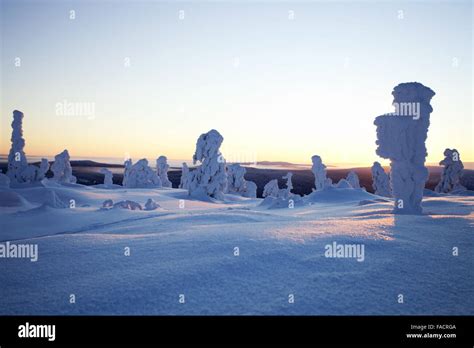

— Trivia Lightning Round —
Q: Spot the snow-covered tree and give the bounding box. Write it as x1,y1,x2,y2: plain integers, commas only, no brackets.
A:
435,149,466,193
311,155,330,191
346,170,360,189
262,179,280,198
371,162,391,197
244,181,257,198
188,129,227,200
122,159,132,187
226,163,245,193
179,162,190,189
100,168,113,187
226,163,257,198
37,159,50,180
122,159,161,188
280,172,294,199
7,110,28,183
156,156,172,188
51,150,77,183
6,110,49,184
374,82,435,214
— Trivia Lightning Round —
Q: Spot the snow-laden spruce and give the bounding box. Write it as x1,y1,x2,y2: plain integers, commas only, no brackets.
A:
188,129,227,200
7,110,28,183
262,179,279,198
311,155,331,190
37,159,50,181
122,158,161,188
371,162,391,197
346,170,360,189
226,163,257,198
179,163,190,189
122,159,132,187
51,150,77,184
435,149,466,194
100,168,113,187
374,82,435,214
6,110,49,184
245,181,257,198
156,156,172,188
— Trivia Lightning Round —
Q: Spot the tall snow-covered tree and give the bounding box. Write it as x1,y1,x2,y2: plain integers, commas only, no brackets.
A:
262,179,279,198
100,168,114,187
7,110,28,183
311,155,330,191
179,162,190,189
156,156,172,188
122,159,132,187
188,129,227,200
6,110,49,184
374,82,435,214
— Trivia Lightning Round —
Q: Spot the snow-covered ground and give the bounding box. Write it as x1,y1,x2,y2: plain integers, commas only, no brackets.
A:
0,184,472,315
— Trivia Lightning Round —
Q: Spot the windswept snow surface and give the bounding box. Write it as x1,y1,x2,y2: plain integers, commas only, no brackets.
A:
0,184,472,315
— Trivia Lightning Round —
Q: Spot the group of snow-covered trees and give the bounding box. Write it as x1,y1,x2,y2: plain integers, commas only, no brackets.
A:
3,81,468,216
119,129,259,200
121,156,174,189
3,110,76,187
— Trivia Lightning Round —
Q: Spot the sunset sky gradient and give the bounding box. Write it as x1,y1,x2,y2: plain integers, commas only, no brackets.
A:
1,0,472,166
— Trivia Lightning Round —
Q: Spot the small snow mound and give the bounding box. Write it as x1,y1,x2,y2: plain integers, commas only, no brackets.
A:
305,186,380,204
43,190,68,208
0,189,31,207
0,173,11,188
358,198,390,206
423,189,440,197
259,195,303,209
113,200,143,210
144,198,160,210
102,199,114,208
448,189,474,197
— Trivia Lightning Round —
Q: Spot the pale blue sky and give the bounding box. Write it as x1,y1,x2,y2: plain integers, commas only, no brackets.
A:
1,0,472,165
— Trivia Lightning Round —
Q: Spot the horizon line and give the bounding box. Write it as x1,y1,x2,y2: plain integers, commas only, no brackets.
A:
1,153,472,169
